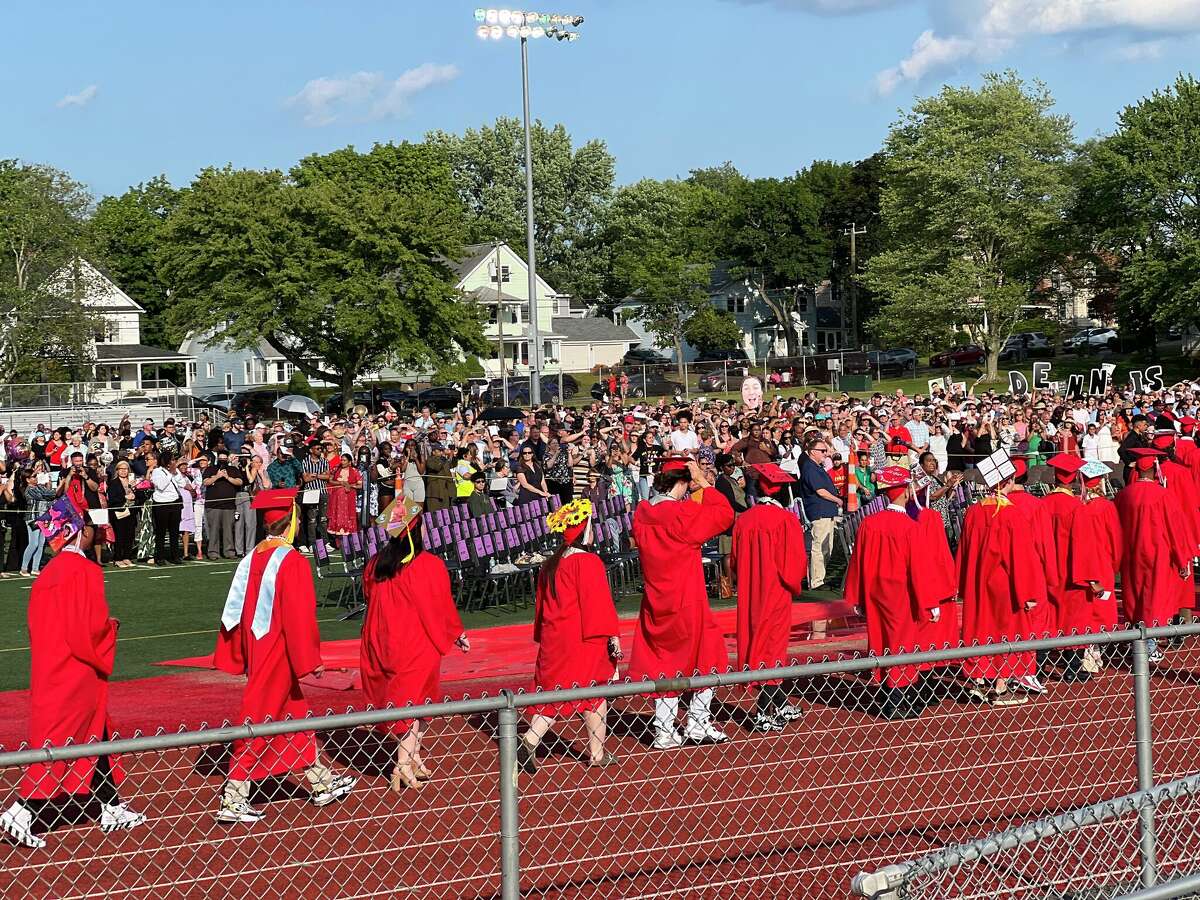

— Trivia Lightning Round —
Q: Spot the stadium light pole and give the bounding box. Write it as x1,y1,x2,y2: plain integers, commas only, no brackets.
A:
475,9,584,406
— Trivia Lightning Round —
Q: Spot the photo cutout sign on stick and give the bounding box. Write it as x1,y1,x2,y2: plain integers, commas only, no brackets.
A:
976,447,1017,489
741,376,764,411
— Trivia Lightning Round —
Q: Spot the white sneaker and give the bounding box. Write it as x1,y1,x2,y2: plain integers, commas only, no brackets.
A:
683,721,730,744
750,712,784,733
215,797,265,825
100,802,146,834
1013,675,1047,695
651,729,685,750
311,774,356,807
774,703,804,723
1,802,45,849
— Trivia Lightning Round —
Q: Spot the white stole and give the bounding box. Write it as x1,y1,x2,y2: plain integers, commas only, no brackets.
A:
220,545,292,639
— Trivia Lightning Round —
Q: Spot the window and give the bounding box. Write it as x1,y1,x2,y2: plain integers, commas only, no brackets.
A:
274,361,287,383
224,372,233,391
244,361,252,384
543,340,555,363
206,362,215,379
186,362,197,385
797,296,809,313
93,322,116,343
103,366,121,389
489,263,510,284
517,304,528,324
726,294,746,314
487,305,498,326
519,342,529,366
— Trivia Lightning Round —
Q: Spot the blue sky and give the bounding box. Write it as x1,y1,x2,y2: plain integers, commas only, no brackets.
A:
5,0,1199,199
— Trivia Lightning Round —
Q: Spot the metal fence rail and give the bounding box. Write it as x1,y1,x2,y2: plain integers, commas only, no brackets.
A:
4,624,1200,898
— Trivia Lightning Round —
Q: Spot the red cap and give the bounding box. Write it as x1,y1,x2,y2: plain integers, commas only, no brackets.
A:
1151,433,1175,450
876,465,912,494
623,415,635,424
751,462,795,495
252,488,298,525
660,457,689,475
1011,457,1028,481
1046,453,1084,484
1130,447,1166,472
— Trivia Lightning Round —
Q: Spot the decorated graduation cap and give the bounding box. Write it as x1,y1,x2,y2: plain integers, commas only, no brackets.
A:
976,447,1018,489
35,496,86,553
875,465,912,498
1080,460,1110,490
1047,452,1084,485
547,498,593,546
750,462,795,496
376,497,424,563
252,488,299,526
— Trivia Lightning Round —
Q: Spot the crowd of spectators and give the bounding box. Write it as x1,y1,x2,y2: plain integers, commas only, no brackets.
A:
0,376,1194,580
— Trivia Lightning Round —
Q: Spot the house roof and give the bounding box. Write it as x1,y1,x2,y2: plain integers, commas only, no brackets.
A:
467,286,527,304
96,344,194,364
46,258,146,313
552,316,639,345
449,242,498,281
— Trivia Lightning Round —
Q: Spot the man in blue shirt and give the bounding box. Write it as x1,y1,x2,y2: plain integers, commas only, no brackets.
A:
798,435,845,590
223,419,246,455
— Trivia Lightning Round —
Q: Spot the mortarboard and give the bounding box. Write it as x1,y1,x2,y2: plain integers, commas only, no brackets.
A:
1047,453,1084,484
1129,447,1166,472
750,462,795,495
976,447,1017,489
1181,416,1197,435
252,488,298,525
1080,460,1110,484
875,465,912,492
377,497,423,541
660,457,689,475
547,498,593,546
35,497,86,552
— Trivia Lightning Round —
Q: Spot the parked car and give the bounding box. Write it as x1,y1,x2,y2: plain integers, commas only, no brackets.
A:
697,371,746,392
591,372,682,400
229,388,291,419
322,388,416,414
485,375,579,405
201,392,236,409
929,344,986,368
410,386,465,412
693,348,751,375
622,347,672,368
1064,327,1119,353
866,348,918,377
1003,332,1055,361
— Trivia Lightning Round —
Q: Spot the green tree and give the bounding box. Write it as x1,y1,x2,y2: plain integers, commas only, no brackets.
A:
426,117,615,300
862,72,1076,377
719,175,828,358
159,143,487,411
601,179,717,375
89,176,182,348
1070,75,1200,352
0,160,96,381
683,305,743,355
286,370,315,398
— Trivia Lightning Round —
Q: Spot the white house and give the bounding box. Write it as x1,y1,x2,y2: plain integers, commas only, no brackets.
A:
613,261,846,363
46,259,194,398
449,242,638,375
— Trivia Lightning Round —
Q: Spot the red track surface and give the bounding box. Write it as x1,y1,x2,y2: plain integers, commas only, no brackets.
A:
6,644,1200,899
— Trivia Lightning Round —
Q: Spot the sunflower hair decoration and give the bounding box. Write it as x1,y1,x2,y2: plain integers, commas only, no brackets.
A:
546,498,593,534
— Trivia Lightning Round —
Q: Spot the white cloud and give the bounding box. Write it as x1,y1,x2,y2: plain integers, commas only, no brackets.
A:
1111,39,1168,61
56,85,98,109
286,64,459,127
876,29,979,95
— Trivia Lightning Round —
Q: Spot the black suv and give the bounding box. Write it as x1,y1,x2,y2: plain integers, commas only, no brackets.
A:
622,348,672,368
229,388,291,419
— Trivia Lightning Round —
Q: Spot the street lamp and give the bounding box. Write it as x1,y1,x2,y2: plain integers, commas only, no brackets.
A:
475,8,584,406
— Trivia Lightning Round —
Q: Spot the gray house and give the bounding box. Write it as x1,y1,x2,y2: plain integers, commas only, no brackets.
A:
178,331,315,397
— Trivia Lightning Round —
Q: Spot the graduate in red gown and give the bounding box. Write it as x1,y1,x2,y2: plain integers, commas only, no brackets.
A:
517,498,622,774
1116,448,1194,661
1150,419,1200,618
956,449,1046,705
1067,460,1124,675
214,489,355,825
629,457,734,749
2,501,145,850
731,463,807,732
845,466,957,719
360,498,469,792
1005,459,1059,642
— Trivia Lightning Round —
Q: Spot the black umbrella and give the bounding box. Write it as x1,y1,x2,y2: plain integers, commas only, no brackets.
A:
480,406,525,422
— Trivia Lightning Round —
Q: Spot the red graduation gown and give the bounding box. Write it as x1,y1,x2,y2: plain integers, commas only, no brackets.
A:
215,542,323,781
529,550,619,716
957,498,1044,680
915,508,961,655
731,500,806,686
1162,458,1200,612
629,488,734,687
1006,490,1059,639
844,507,955,688
1041,489,1086,638
1115,480,1193,627
1069,496,1122,633
359,552,464,734
20,551,124,800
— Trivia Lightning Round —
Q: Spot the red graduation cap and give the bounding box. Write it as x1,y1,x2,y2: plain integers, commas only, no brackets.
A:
252,488,299,525
660,457,689,475
875,465,912,493
1181,416,1198,435
750,462,795,495
1046,452,1084,484
1129,447,1166,472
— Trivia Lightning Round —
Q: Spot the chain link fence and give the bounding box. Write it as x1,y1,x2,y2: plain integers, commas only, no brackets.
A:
4,625,1200,898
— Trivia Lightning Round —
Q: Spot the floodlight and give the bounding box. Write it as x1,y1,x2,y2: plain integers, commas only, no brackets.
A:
489,24,503,38
506,24,519,37
530,25,545,37
486,8,498,23
569,15,584,26
476,24,491,38
519,25,532,37
498,8,512,25
474,8,487,22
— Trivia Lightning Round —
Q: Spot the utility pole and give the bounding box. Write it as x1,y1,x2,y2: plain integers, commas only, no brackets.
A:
521,36,541,406
493,241,508,400
842,222,867,349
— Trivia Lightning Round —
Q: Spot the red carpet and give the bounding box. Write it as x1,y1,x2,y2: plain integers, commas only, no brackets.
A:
156,600,864,688
0,600,863,750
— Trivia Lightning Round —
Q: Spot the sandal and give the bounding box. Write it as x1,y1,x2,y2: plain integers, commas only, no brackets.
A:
516,741,538,775
390,763,423,793
413,762,433,782
587,751,619,768
989,690,1028,707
